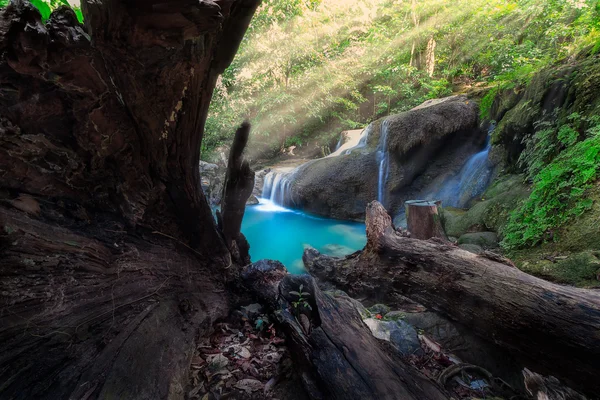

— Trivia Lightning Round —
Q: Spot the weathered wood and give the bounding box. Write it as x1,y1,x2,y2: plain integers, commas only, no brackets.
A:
219,121,255,265
305,201,600,397
523,369,588,400
405,200,447,240
0,0,260,398
241,260,450,400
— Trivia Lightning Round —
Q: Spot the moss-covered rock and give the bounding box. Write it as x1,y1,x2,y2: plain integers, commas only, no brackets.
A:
441,174,530,238
368,303,391,316
490,52,600,171
515,251,600,288
458,232,499,248
459,243,484,254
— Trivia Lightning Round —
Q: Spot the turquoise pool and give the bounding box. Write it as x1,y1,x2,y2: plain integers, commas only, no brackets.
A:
241,199,366,274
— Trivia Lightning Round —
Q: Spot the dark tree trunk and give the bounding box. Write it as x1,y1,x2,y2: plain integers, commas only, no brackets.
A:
0,0,259,398
241,260,450,400
405,200,447,240
305,201,600,397
218,121,254,265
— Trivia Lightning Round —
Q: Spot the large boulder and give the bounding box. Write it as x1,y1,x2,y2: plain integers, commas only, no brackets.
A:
289,96,485,220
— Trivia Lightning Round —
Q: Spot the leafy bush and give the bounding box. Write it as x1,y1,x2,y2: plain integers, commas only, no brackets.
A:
0,0,84,22
502,131,600,249
479,87,499,120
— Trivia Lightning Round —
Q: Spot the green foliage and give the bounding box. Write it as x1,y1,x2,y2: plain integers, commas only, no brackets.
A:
479,87,498,120
204,0,600,159
0,0,84,23
502,118,600,249
289,284,312,314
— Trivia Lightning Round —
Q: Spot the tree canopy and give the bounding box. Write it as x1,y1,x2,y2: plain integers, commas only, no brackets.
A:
203,0,600,160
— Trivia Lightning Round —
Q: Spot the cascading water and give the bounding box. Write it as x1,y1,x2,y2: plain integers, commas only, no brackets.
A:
261,170,294,206
334,133,344,152
343,125,371,155
376,119,391,206
434,124,495,208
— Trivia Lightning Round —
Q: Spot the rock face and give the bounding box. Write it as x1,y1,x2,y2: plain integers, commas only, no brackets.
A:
200,161,264,206
363,318,423,356
200,161,224,206
289,96,485,220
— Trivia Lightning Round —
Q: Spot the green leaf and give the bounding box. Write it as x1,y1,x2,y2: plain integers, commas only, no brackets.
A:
30,0,52,21
289,291,300,297
73,7,84,23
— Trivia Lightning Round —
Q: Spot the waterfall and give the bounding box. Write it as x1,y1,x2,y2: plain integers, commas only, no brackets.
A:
261,170,294,206
376,119,391,206
334,133,344,151
343,125,371,155
435,124,494,208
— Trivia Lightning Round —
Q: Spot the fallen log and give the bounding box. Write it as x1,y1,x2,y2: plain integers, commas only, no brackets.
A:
304,201,600,396
241,260,450,400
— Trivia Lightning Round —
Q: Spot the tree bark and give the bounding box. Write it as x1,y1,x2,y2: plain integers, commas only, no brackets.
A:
0,0,259,398
405,200,447,240
241,260,450,400
305,201,600,397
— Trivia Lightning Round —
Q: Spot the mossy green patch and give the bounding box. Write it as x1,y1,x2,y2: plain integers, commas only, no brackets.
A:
514,251,600,288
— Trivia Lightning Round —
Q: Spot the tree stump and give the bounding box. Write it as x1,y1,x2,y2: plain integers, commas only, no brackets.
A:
219,121,255,265
405,200,447,240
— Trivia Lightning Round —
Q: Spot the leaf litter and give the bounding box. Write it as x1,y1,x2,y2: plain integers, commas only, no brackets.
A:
188,304,294,400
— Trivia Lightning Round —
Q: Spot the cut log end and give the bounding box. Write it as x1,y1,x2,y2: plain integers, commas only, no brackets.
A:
405,200,448,241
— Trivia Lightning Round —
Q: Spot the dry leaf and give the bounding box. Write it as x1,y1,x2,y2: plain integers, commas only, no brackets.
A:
207,354,229,371
234,378,264,393
237,346,252,359
419,334,442,353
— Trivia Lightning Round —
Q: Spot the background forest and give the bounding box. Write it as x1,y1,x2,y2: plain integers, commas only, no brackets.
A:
203,0,599,160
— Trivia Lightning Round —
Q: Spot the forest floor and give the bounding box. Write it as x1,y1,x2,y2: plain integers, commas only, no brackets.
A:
188,301,528,400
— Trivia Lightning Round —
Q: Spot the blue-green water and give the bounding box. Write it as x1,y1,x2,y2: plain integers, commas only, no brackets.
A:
241,200,366,274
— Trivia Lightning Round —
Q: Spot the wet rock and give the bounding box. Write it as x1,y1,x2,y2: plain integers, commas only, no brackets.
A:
459,243,484,254
363,318,423,356
321,243,354,257
199,161,224,206
246,194,259,205
458,232,499,248
441,174,530,238
290,96,483,220
385,311,406,321
241,303,263,320
252,168,270,199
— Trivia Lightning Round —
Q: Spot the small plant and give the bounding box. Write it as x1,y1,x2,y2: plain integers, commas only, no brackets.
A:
289,284,312,313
